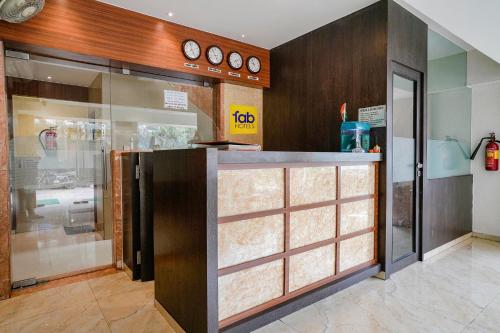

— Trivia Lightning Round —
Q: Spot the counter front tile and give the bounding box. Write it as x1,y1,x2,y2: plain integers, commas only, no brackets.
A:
290,166,336,206
340,199,375,235
218,168,284,217
339,232,375,272
218,214,284,269
290,206,336,249
340,164,375,198
289,244,335,292
218,259,284,320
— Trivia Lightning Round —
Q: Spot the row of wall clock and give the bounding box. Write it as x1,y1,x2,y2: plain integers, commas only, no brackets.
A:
182,39,261,74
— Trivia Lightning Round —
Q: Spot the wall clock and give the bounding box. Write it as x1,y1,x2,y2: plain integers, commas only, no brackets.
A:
182,39,201,61
246,56,261,74
227,51,243,70
206,45,224,66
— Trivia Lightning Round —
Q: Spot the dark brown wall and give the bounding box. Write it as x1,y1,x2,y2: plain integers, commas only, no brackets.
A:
153,149,218,333
423,175,473,253
383,1,428,274
6,77,90,103
263,1,388,152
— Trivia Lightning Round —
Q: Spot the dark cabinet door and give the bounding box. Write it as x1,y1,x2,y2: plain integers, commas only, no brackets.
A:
139,152,154,282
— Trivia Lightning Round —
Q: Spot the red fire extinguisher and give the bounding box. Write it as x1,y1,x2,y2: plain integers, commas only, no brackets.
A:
471,132,500,171
39,127,58,151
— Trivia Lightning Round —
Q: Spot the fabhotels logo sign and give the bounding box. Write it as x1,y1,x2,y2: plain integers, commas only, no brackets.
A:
229,104,258,135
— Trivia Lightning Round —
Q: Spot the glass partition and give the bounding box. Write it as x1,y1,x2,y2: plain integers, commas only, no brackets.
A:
427,30,471,179
109,73,215,150
392,74,417,262
6,57,113,283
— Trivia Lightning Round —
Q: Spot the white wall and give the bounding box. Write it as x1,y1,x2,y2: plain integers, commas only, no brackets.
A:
469,50,500,237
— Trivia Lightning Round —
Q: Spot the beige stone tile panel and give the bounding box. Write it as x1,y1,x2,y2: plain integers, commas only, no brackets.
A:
290,206,336,249
340,199,375,235
339,232,375,272
290,167,336,206
219,260,284,320
340,165,375,198
218,214,284,269
218,168,284,217
289,245,335,292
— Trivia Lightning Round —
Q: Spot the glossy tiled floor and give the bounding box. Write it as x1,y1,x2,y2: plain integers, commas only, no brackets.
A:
1,238,499,332
256,238,500,333
0,272,174,333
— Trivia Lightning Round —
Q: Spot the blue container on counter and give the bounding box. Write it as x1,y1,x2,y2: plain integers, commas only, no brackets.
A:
340,121,371,152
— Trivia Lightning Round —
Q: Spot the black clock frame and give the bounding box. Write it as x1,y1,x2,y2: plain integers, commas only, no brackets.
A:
182,39,201,61
246,56,261,74
206,45,224,66
227,51,244,70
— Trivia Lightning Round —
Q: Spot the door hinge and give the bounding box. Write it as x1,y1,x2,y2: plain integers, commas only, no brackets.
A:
5,50,30,60
135,165,140,180
136,251,141,265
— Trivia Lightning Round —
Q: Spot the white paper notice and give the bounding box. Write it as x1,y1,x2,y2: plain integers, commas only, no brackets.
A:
358,105,386,128
164,90,188,110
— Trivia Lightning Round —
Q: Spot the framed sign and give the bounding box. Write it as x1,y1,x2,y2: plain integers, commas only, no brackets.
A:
164,90,188,110
229,105,258,135
358,105,386,128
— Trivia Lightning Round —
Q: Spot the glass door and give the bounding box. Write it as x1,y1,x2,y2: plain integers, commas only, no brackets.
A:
391,63,422,269
6,54,113,285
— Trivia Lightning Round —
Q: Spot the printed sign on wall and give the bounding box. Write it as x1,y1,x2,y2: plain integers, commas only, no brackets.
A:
358,105,386,128
164,90,188,110
229,104,258,135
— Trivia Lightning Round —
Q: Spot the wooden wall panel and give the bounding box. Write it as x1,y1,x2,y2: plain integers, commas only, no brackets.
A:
0,40,11,300
423,175,472,253
263,1,388,152
0,0,269,88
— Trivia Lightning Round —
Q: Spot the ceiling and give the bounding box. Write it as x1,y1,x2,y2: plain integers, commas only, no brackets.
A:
97,0,378,49
397,0,500,63
98,0,500,64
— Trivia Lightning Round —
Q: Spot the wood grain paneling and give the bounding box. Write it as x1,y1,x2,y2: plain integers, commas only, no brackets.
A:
154,149,218,333
6,77,90,103
423,175,472,253
263,1,387,152
0,0,269,88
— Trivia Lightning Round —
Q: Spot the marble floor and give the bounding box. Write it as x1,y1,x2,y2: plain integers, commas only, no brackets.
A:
1,237,499,332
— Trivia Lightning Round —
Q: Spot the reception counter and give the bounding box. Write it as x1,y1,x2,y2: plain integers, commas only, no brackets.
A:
153,149,382,333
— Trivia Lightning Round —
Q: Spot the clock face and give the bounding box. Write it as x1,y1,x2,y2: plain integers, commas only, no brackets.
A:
227,51,243,70
206,46,224,66
247,56,261,74
182,40,201,61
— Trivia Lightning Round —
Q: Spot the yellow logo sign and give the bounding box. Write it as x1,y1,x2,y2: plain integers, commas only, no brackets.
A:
229,105,258,135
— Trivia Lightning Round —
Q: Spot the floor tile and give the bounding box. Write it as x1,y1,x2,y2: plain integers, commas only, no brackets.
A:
96,283,154,323
0,300,110,333
109,303,174,333
88,271,148,300
0,281,95,327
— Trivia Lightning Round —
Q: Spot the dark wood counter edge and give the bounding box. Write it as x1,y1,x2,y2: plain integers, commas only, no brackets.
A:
221,264,381,333
217,150,383,164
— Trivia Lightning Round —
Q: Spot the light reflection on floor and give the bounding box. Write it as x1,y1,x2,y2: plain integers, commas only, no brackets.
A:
11,187,112,283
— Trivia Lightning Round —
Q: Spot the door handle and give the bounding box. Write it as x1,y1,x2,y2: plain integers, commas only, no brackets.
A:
416,162,423,177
